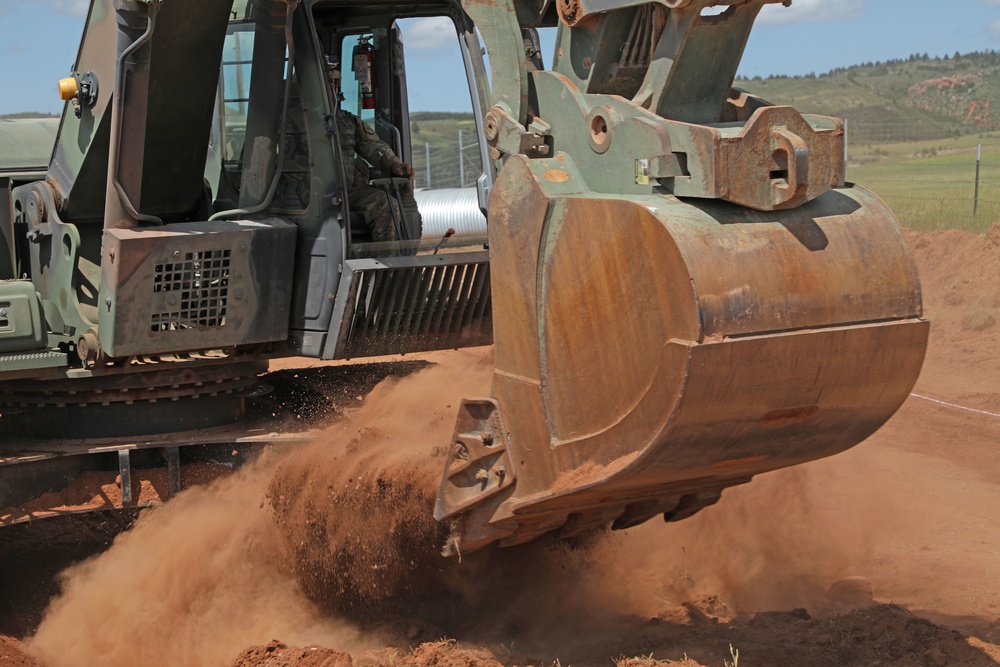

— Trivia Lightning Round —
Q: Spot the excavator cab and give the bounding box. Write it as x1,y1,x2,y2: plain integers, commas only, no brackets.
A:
312,2,494,256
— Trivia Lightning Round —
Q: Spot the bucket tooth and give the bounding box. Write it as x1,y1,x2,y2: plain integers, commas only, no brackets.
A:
558,507,626,539
662,491,726,524
612,498,682,531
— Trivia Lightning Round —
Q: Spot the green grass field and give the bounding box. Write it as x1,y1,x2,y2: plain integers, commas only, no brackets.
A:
847,130,1000,233
408,113,485,190
409,111,1000,235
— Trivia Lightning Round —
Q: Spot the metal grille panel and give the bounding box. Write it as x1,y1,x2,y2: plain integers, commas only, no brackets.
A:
331,256,492,359
151,249,231,332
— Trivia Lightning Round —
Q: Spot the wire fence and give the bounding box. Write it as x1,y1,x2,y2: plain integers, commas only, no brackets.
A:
847,122,965,144
410,122,1000,234
847,122,1000,233
411,131,484,191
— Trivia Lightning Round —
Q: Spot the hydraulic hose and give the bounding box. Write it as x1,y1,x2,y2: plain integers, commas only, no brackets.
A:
107,0,163,227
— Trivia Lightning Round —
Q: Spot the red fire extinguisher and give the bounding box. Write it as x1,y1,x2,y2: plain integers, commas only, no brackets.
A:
353,37,376,110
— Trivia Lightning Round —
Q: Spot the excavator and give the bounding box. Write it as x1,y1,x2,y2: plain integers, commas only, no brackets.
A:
0,0,927,555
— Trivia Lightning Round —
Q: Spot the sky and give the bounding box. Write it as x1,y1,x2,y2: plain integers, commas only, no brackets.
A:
1,0,999,115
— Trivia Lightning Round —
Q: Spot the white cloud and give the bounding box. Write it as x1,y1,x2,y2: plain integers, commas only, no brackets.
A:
47,0,89,18
0,1,87,20
403,17,456,50
990,19,1000,32
758,0,866,27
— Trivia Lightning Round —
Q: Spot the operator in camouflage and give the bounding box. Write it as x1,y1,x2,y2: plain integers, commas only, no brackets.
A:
337,110,419,242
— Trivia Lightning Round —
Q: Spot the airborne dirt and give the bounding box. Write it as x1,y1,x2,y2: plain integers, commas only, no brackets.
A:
3,227,1000,666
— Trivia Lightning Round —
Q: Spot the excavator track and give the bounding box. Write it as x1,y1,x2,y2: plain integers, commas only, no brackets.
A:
0,358,426,527
0,360,266,440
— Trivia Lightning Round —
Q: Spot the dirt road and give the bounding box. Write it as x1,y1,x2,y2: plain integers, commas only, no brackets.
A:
3,226,1000,667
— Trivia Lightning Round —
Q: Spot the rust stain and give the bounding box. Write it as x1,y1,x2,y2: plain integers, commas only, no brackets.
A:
760,405,819,427
713,454,770,469
543,169,570,183
557,0,581,26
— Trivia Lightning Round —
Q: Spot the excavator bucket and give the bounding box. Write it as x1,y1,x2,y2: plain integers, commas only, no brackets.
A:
435,154,928,554
436,0,927,554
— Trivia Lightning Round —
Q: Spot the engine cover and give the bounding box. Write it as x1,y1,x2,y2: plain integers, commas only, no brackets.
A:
97,218,296,357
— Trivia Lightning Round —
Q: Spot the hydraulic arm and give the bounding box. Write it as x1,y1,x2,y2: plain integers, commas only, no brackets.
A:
434,0,927,553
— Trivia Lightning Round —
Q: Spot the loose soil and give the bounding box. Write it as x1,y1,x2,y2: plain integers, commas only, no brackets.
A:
3,225,1000,667
0,635,40,667
0,463,232,525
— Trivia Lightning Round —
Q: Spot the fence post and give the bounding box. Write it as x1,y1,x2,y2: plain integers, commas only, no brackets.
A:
974,143,981,218
843,117,849,180
425,141,431,189
459,130,465,188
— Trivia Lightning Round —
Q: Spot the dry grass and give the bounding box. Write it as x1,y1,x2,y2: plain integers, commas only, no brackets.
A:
961,308,998,332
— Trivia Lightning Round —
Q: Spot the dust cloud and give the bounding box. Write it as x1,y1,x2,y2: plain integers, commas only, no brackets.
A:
27,348,494,667
26,457,375,667
264,346,495,620
28,345,901,667
586,449,897,617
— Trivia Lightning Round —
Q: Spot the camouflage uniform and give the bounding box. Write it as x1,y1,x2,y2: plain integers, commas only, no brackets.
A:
338,110,418,242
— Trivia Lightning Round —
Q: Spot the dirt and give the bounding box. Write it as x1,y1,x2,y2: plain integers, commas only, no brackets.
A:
262,355,482,620
230,640,353,667
230,639,501,667
0,635,40,667
4,225,1000,666
0,463,232,524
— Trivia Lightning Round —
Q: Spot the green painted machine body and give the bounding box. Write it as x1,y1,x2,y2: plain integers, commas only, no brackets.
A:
0,0,927,553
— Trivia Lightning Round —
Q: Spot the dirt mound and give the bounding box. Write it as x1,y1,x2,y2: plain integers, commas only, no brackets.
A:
24,350,494,667
904,226,1000,405
264,349,495,621
357,641,503,667
0,635,40,667
728,603,1000,666
268,452,451,619
233,640,503,667
228,605,1000,667
231,640,352,667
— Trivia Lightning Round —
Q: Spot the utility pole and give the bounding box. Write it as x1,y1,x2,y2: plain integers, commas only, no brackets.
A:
974,143,982,218
425,141,431,189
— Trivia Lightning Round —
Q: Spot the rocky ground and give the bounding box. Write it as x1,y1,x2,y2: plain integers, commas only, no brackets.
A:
2,226,1000,667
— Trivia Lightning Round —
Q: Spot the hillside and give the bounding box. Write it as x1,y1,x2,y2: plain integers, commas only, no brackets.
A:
735,50,1000,141
413,50,1000,141
0,113,59,120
